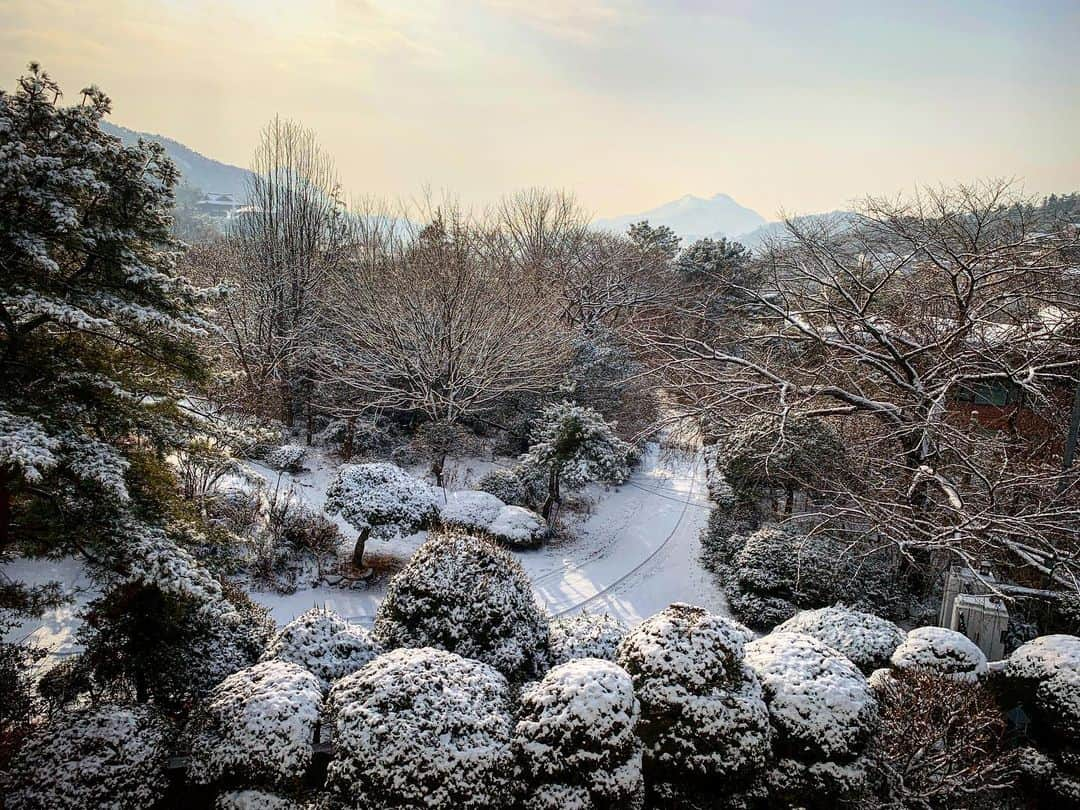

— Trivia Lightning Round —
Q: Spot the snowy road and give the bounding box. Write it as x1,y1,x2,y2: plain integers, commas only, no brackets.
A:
249,443,729,627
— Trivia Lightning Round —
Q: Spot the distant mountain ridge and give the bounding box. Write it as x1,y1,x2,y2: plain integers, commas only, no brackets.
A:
595,192,768,244
596,194,857,250
733,210,854,249
100,121,252,199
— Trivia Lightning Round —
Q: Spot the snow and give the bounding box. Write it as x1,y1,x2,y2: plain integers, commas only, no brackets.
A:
188,660,323,788
2,703,173,810
259,607,381,692
325,646,516,809
890,626,988,682
246,443,724,629
514,658,644,809
776,606,906,673
439,489,505,532
744,631,878,760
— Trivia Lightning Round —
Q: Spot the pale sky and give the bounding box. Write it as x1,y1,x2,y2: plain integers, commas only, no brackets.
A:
2,0,1078,220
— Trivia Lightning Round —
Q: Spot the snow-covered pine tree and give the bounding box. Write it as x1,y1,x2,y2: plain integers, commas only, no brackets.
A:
0,63,210,556
0,66,268,712
519,401,634,520
675,236,751,278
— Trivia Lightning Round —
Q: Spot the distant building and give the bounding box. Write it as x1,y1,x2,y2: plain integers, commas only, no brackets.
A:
195,192,241,218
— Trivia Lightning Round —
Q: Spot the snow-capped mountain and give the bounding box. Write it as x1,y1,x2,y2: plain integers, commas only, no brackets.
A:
594,193,768,243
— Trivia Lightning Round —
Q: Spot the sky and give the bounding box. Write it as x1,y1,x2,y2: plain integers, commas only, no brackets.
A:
1,0,1078,221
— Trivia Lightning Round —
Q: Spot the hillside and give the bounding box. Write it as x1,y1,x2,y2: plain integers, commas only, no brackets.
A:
100,121,252,199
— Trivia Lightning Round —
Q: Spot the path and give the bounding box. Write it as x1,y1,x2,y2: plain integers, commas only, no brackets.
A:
249,442,729,627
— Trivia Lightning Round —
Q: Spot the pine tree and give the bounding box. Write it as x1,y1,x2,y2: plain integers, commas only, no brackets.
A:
519,401,634,520
0,63,209,557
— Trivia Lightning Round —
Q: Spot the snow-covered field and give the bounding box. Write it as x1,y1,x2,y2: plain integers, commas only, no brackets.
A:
3,442,727,656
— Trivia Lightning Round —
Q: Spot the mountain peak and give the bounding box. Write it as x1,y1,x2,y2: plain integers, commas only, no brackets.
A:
595,192,767,242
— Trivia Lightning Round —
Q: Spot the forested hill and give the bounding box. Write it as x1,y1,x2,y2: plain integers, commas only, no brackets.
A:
100,120,252,198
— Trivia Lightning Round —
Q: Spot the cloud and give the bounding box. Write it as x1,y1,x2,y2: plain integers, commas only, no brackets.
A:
483,0,622,42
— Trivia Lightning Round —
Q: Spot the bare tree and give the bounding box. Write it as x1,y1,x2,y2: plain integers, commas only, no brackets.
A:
641,181,1080,591
197,117,350,434
557,230,676,335
320,202,572,484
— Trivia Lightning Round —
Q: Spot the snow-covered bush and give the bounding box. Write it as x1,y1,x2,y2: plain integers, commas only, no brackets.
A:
324,462,438,567
325,647,516,809
549,612,628,666
261,443,307,472
519,400,635,519
489,504,548,547
259,607,381,692
1004,635,1080,746
1005,633,1080,683
216,790,313,810
439,489,505,532
776,605,906,673
3,704,173,810
745,632,878,760
374,532,551,680
890,626,988,682
476,467,527,506
189,660,323,789
615,603,771,806
728,589,799,629
702,443,737,507
698,504,761,575
437,490,548,547
514,658,644,809
725,526,901,630
734,526,830,601
745,631,878,806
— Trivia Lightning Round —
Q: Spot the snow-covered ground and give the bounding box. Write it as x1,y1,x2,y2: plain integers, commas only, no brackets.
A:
3,442,727,656
246,442,727,627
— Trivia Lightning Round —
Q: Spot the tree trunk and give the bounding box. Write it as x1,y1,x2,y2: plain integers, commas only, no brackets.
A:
343,417,356,459
280,378,294,428
541,467,560,522
135,670,148,704
784,486,795,515
351,526,371,569
0,471,11,549
432,450,447,488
